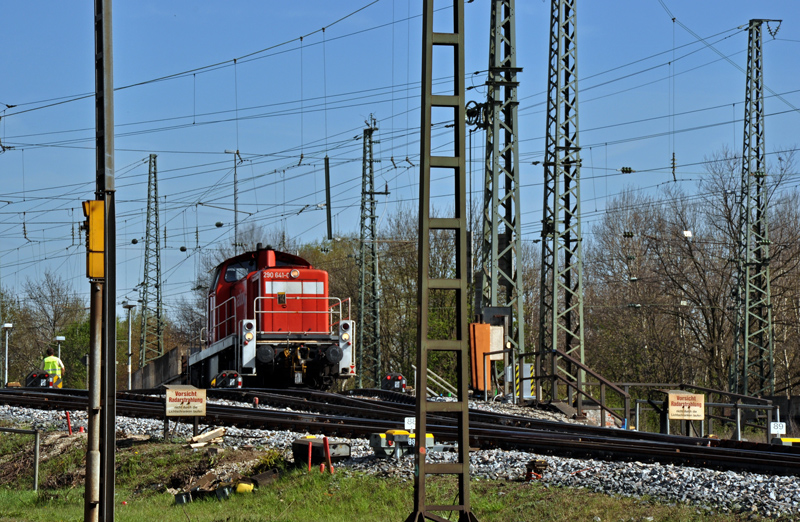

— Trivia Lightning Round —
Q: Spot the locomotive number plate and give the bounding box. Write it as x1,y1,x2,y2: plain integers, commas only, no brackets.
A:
263,271,290,279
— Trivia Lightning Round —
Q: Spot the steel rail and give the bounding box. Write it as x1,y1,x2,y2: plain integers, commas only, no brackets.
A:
2,388,799,477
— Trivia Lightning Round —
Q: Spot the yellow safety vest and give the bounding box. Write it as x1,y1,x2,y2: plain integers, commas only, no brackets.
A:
43,356,62,378
43,356,63,388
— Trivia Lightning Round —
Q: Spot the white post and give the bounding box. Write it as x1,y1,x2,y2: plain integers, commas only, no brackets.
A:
55,335,65,361
2,323,12,387
3,328,7,387
123,301,136,390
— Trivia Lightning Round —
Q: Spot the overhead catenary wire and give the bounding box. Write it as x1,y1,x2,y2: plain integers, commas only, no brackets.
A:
2,3,799,308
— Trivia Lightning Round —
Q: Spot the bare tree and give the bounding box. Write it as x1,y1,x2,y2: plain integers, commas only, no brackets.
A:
15,271,86,378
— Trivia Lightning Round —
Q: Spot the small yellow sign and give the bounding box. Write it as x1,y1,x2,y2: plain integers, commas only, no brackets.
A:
667,391,704,420
165,385,206,417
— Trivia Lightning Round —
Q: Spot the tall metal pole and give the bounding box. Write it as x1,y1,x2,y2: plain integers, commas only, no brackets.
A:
224,149,241,254
93,0,117,519
324,156,333,240
406,1,477,521
140,154,164,367
477,0,524,397
730,19,778,397
85,283,102,522
357,117,385,387
234,154,238,254
537,0,585,404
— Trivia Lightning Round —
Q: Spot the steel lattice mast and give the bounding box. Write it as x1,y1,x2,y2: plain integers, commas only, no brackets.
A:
537,0,585,402
139,154,164,367
357,117,382,387
479,0,525,365
406,1,477,520
730,20,776,397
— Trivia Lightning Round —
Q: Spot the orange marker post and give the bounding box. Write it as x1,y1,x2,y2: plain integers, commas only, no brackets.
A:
323,437,334,474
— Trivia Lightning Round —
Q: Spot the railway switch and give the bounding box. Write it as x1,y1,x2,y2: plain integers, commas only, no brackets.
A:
370,429,435,459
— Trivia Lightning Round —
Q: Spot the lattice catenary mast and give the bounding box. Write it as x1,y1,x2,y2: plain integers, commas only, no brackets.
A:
406,1,477,520
357,116,386,387
475,0,525,369
139,154,164,367
730,19,778,397
537,0,585,402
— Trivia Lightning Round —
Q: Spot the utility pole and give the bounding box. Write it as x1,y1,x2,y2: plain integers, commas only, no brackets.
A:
140,154,164,367
730,19,779,397
84,1,116,520
224,149,243,254
357,116,388,387
468,0,524,398
537,0,586,405
406,1,477,521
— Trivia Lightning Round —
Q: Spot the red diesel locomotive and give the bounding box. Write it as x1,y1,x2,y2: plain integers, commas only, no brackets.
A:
187,244,356,389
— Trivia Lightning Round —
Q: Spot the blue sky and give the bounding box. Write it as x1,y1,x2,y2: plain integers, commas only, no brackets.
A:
1,0,799,317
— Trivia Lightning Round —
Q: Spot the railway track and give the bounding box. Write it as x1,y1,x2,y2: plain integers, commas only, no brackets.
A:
1,387,798,477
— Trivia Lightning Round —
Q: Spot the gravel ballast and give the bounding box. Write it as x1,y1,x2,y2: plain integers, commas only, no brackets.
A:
1,400,797,519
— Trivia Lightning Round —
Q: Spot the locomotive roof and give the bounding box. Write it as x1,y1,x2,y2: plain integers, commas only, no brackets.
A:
214,247,313,271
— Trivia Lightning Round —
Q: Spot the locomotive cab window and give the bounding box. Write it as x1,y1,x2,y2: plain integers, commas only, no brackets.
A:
224,259,256,282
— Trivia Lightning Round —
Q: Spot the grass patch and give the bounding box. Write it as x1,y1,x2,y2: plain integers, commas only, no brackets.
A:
0,433,784,521
0,468,777,521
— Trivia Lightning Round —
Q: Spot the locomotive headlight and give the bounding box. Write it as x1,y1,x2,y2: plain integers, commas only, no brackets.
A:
341,332,351,342
245,332,254,341
290,269,300,279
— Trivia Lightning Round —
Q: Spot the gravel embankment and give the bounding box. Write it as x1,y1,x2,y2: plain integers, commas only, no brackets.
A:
1,400,798,519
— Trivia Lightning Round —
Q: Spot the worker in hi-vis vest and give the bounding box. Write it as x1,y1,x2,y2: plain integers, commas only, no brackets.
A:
43,347,65,388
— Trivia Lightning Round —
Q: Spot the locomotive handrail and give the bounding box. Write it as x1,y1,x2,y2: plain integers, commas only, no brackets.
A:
254,296,347,335
329,297,351,321
209,296,237,343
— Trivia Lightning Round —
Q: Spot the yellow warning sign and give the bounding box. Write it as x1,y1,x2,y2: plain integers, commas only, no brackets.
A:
667,391,704,420
165,385,206,417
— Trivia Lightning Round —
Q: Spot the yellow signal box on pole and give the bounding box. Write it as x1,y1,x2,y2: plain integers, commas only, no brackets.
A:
82,200,105,279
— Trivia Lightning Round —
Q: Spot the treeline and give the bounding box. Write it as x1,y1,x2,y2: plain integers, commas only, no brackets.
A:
0,270,130,389
4,151,798,396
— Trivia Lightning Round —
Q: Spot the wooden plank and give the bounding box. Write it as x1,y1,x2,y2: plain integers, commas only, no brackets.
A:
189,427,225,444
